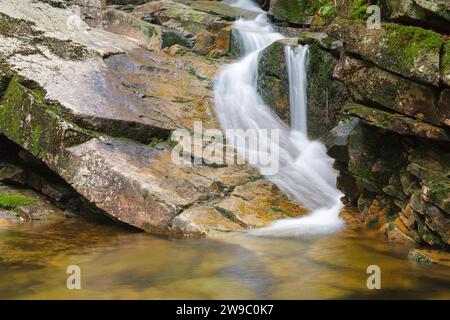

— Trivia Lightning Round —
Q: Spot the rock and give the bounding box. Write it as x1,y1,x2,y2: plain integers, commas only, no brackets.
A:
0,3,222,142
131,0,232,56
334,56,440,124
214,180,308,229
343,103,450,142
383,218,421,244
0,162,26,184
408,248,450,266
191,1,258,21
386,0,450,34
326,117,360,163
336,172,360,204
443,41,450,87
102,9,191,50
438,89,450,127
345,120,406,194
330,19,444,86
298,31,343,53
0,183,72,225
170,206,245,235
73,0,107,26
256,39,293,125
306,43,348,139
268,0,313,25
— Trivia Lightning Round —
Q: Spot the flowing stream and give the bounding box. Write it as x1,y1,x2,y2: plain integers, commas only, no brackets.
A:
214,3,344,236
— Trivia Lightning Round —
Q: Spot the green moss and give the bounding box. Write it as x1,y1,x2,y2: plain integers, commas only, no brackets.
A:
349,0,371,19
384,24,444,68
0,75,93,160
0,194,37,209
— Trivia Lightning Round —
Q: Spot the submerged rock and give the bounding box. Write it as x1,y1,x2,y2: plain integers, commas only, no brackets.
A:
408,248,450,267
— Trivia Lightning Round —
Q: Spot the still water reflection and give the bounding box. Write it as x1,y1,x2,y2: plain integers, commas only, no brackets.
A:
0,218,449,299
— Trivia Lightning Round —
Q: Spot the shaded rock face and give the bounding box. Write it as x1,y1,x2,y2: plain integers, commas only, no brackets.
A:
0,0,307,235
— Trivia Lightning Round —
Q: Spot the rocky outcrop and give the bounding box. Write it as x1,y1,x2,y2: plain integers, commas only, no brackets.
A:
0,0,307,235
324,16,450,259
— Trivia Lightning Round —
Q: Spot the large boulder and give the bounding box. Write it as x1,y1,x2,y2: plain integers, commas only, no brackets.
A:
330,19,445,86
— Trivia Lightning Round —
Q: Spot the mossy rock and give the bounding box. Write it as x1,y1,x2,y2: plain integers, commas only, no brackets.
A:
307,43,348,139
256,40,291,124
0,74,92,166
330,18,444,86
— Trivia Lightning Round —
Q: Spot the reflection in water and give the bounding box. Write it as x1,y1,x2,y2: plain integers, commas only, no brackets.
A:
0,219,449,299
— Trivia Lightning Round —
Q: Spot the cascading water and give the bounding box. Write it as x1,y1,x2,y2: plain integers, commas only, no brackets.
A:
214,1,344,237
285,46,309,134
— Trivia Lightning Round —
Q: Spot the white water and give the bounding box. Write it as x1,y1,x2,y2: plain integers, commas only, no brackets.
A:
214,1,344,237
285,46,309,133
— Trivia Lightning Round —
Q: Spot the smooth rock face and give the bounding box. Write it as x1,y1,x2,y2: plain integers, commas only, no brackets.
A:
0,0,307,234
330,19,444,86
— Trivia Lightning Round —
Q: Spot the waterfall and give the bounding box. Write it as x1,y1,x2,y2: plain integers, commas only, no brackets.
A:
285,46,309,134
214,1,344,237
